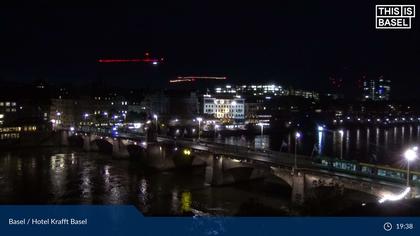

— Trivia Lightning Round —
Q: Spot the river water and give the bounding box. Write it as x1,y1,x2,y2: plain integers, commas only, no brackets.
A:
213,124,420,168
0,148,296,216
1,124,418,216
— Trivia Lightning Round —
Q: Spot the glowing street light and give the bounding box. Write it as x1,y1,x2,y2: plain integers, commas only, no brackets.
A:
404,147,418,186
294,132,301,169
196,117,203,140
55,112,62,127
317,125,324,132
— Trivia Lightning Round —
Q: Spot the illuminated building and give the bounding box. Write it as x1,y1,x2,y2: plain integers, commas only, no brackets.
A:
215,84,285,96
141,90,199,119
202,95,244,123
168,76,227,93
244,97,271,124
363,77,391,101
50,94,132,128
214,84,319,100
0,126,37,140
0,101,18,126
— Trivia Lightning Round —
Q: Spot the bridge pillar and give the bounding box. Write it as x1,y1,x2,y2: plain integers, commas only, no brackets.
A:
271,167,305,204
205,154,267,186
60,130,69,146
112,139,130,158
291,171,305,205
82,135,91,151
205,154,224,186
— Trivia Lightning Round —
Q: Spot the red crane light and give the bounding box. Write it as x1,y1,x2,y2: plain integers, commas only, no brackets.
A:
98,58,161,63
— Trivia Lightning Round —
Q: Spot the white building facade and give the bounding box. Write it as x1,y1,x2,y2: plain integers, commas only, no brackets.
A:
202,95,245,122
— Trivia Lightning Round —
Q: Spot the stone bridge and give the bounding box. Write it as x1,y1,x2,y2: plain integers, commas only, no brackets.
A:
62,130,415,205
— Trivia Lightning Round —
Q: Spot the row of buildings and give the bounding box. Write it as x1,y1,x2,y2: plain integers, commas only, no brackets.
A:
0,77,397,141
362,77,391,101
0,80,320,135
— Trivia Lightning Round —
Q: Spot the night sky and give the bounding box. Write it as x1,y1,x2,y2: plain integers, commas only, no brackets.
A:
0,1,418,98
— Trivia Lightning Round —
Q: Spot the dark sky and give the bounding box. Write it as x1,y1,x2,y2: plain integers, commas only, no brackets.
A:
0,1,419,98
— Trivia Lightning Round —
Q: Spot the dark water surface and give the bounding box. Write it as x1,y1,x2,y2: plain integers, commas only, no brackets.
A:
3,125,416,216
212,125,420,168
0,148,295,216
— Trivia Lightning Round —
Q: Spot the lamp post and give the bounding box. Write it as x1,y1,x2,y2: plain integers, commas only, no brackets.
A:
404,147,418,187
56,112,62,128
339,129,344,159
196,117,203,140
294,132,301,169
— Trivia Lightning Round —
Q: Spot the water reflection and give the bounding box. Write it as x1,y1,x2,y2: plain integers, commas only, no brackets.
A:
345,130,350,157
181,191,192,213
0,149,292,216
317,130,323,155
210,125,420,166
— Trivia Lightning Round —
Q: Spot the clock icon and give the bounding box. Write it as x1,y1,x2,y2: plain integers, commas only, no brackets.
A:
384,222,393,231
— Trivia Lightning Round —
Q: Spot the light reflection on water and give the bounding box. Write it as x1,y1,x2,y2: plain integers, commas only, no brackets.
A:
211,125,420,166
0,149,292,216
1,125,418,215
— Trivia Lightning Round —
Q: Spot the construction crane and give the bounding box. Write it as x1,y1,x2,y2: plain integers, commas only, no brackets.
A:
97,52,164,65
169,76,227,83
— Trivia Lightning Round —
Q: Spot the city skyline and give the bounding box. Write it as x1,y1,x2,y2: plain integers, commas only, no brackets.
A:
1,2,420,219
0,2,418,99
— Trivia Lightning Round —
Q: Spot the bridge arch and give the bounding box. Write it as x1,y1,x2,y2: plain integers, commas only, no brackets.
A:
91,138,113,153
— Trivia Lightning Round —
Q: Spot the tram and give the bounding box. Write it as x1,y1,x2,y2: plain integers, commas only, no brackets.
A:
313,157,420,186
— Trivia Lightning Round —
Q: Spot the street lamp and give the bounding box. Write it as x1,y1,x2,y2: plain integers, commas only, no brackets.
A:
196,117,203,140
294,132,301,169
317,125,324,132
404,147,418,187
56,112,62,127
339,129,344,159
